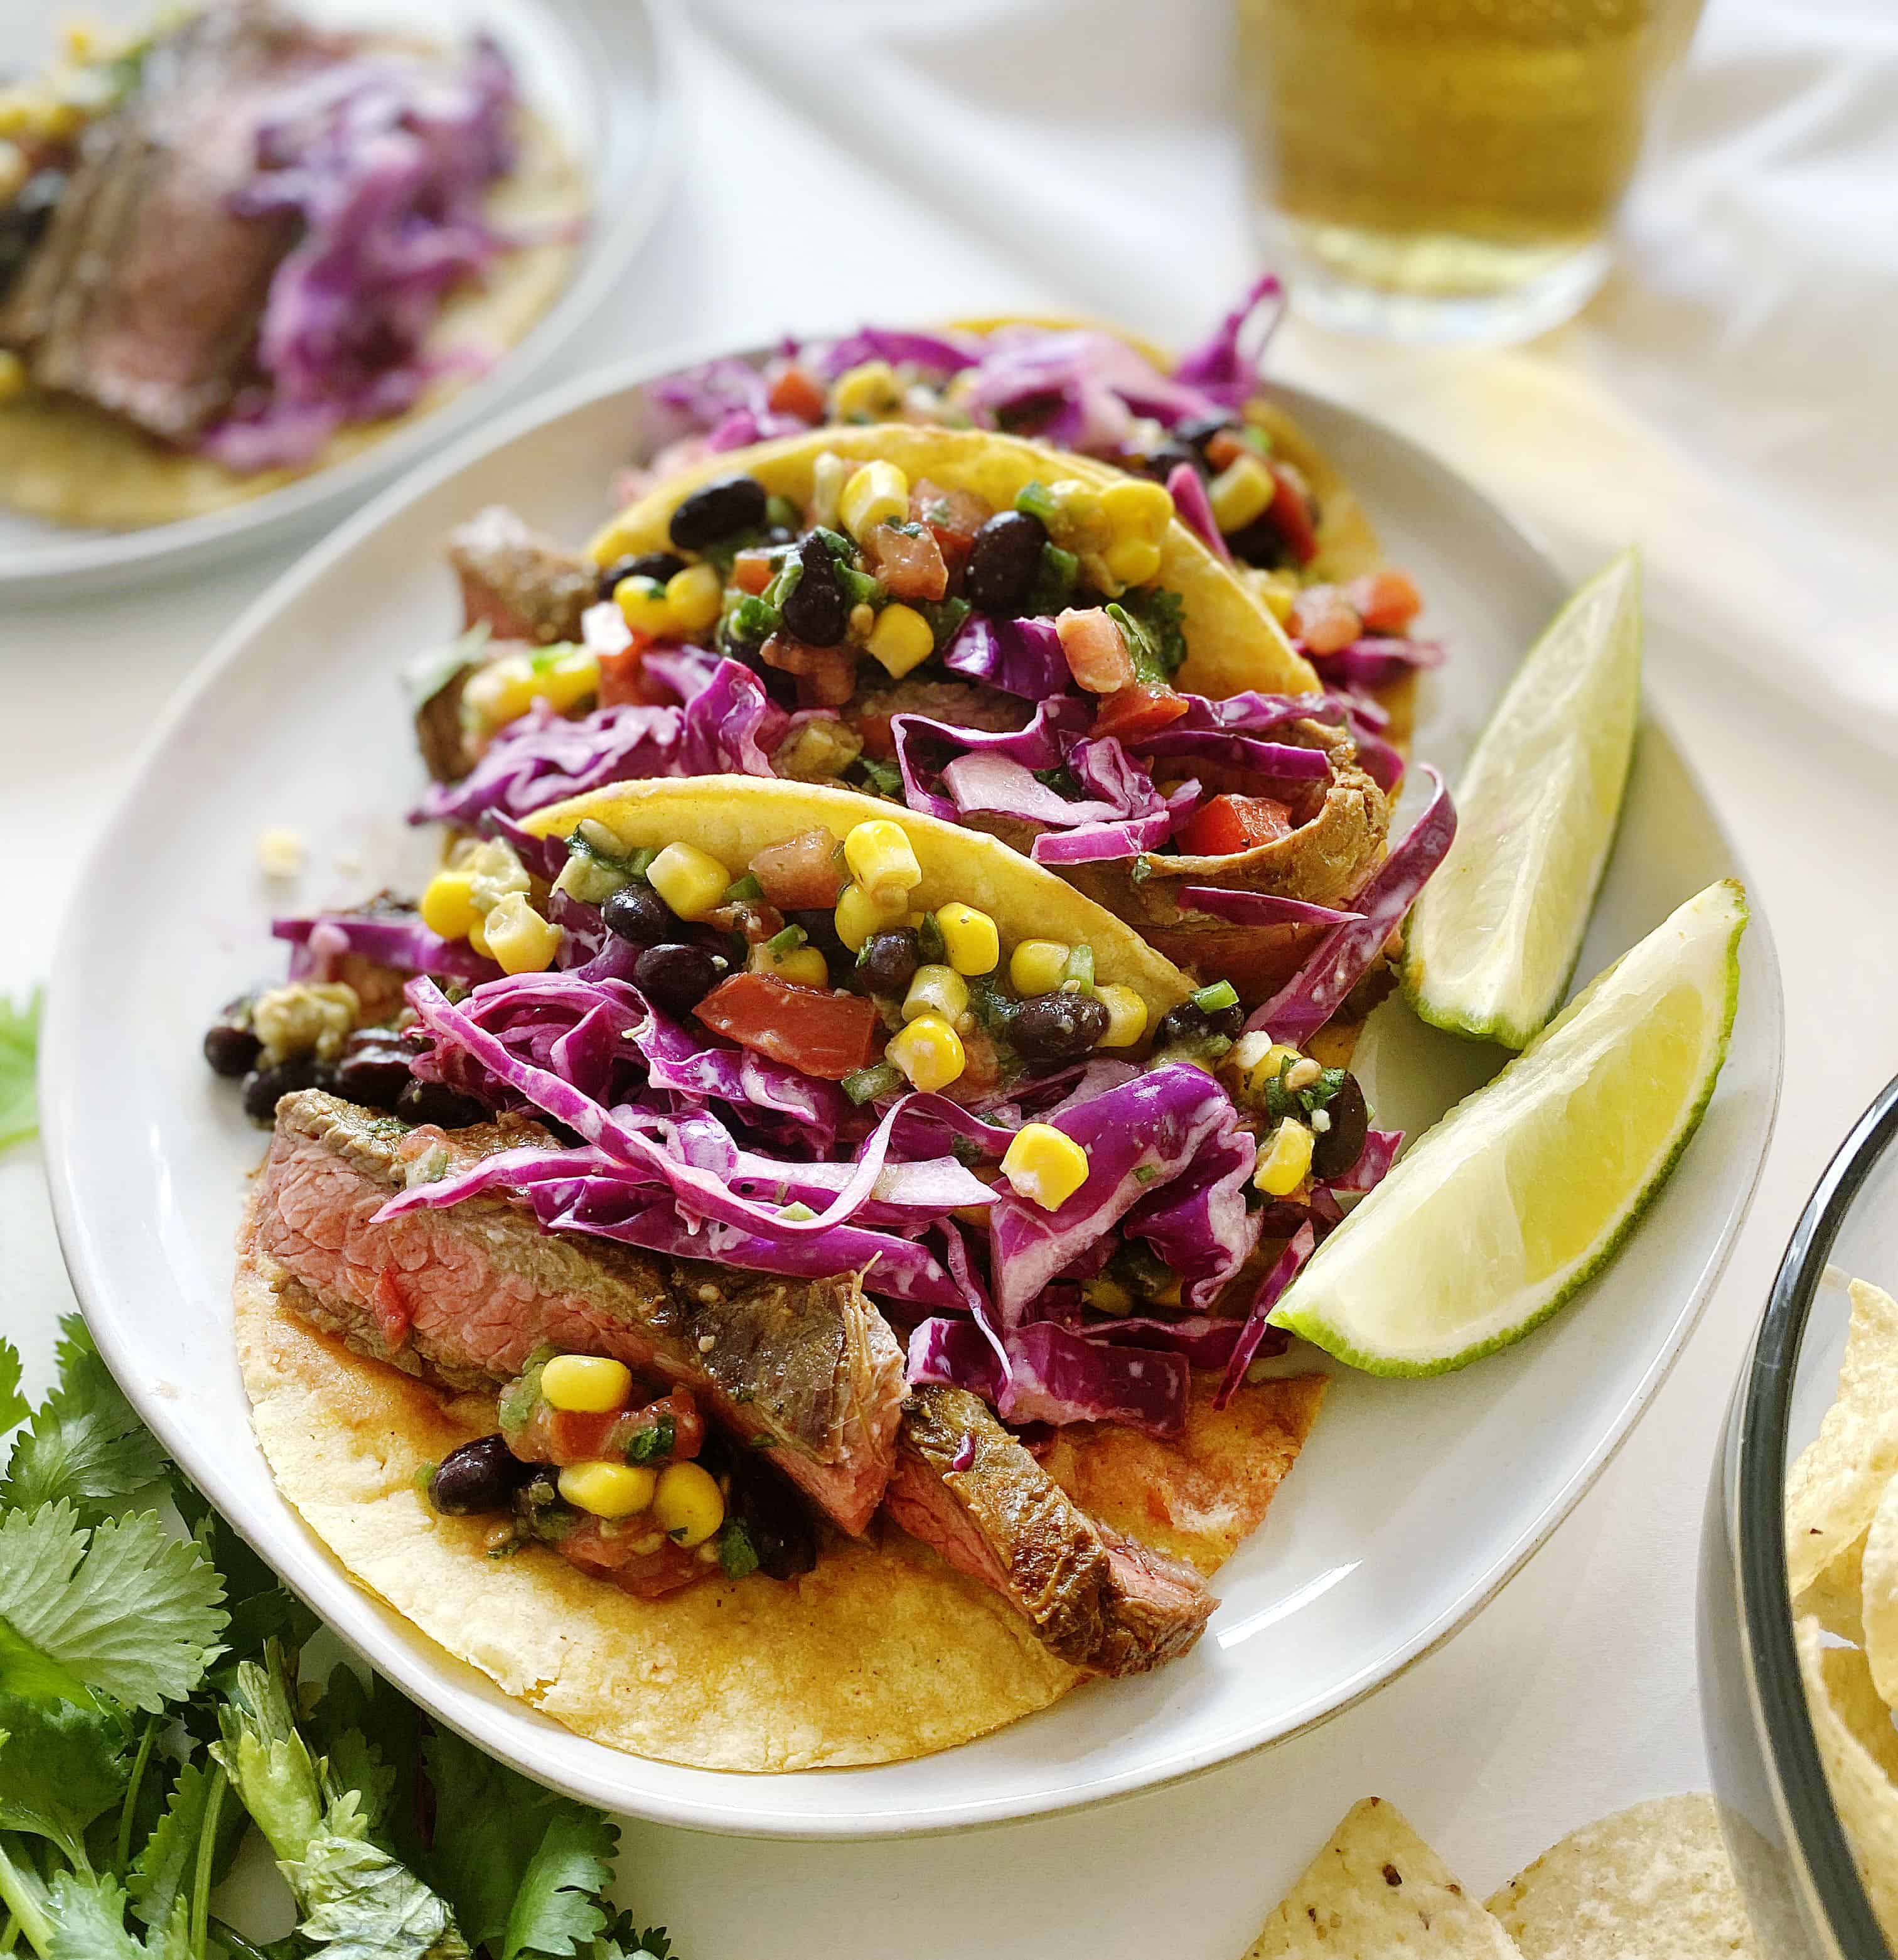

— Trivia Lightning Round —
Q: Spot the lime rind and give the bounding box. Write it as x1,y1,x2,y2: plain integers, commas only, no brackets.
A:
1402,550,1644,1052
1273,878,1748,1377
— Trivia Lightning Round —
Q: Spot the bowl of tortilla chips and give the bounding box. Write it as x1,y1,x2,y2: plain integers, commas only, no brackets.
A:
1702,1072,1898,1959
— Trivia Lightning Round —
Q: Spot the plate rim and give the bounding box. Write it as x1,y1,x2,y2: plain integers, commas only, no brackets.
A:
0,0,681,598
38,347,1787,1838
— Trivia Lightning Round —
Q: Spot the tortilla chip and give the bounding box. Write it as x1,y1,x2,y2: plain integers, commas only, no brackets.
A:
1786,1279,1898,1595
1241,1797,1519,1958
1795,1524,1869,1647
522,774,1194,1023
1040,1371,1326,1574
1484,1794,1756,1959
587,421,1318,700
0,106,583,531
1797,1617,1898,1945
237,1230,1081,1769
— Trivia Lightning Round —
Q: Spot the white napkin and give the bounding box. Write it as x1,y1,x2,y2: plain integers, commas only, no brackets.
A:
686,0,1898,750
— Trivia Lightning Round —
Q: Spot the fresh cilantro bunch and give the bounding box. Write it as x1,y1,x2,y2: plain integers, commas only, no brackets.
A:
0,1321,675,1960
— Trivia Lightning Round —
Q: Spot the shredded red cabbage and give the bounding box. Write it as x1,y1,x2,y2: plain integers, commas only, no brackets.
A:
819,327,981,377
648,358,806,453
274,912,498,986
201,39,520,471
1250,765,1457,1045
1327,1128,1403,1195
1172,272,1285,406
1214,1221,1314,1408
999,1322,1189,1438
941,613,1070,701
1303,637,1447,692
1166,461,1230,561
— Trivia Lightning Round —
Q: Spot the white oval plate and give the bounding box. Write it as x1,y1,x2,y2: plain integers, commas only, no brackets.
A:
40,349,1783,1837
0,0,675,599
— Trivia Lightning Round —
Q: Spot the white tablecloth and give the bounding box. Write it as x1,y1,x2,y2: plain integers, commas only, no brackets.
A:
4,1,1896,1951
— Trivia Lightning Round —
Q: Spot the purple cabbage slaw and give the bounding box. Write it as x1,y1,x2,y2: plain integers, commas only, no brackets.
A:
276,911,498,987
201,38,521,472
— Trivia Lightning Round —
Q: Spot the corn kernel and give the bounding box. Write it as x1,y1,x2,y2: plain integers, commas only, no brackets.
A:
935,902,999,977
528,643,599,714
1208,453,1273,533
1102,536,1164,590
1009,939,1071,996
420,868,483,941
831,358,902,421
839,460,909,539
665,563,724,635
834,879,907,951
749,941,831,988
653,1460,725,1546
1001,1122,1091,1212
886,1013,965,1092
811,451,850,528
646,841,731,922
1047,480,1103,531
1095,984,1149,1048
1100,477,1175,540
903,963,969,1024
540,1354,633,1414
468,915,493,959
1253,1117,1315,1197
557,1461,657,1519
865,602,936,677
0,347,23,407
461,652,540,731
844,818,922,907
614,573,672,636
482,893,563,974
465,837,530,915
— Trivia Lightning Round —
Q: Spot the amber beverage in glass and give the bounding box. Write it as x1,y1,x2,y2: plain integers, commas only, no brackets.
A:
1236,0,1702,343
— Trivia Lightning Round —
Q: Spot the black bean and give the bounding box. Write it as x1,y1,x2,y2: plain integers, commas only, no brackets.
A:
1130,437,1200,484
1175,412,1238,454
1223,513,1290,569
635,942,727,1018
963,510,1048,617
328,1029,417,1111
241,1056,318,1124
854,929,920,999
1011,991,1111,1060
788,908,850,970
727,1455,818,1582
597,551,685,601
394,1079,490,1129
429,1435,533,1516
203,996,261,1078
668,475,768,551
602,882,675,945
779,533,849,647
1311,1072,1370,1182
1154,996,1245,1049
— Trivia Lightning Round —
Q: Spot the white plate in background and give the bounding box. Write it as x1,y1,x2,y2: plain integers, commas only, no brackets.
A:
40,350,1783,1834
0,0,675,598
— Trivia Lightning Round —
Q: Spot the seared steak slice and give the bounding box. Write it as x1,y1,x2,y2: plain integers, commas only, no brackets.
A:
252,1089,905,1534
885,1385,1216,1675
0,2,341,442
449,507,596,647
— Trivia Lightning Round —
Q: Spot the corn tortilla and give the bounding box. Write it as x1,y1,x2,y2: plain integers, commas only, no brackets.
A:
0,107,584,532
587,421,1319,701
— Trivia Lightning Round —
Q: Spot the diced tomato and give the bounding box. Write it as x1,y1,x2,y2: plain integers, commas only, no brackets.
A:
695,972,884,1080
1176,793,1294,858
863,522,948,602
1056,608,1135,694
1267,462,1319,565
766,360,828,423
560,1519,704,1598
1091,681,1190,743
1203,428,1248,471
548,1407,620,1461
851,706,899,760
1346,568,1422,634
732,549,776,595
910,478,988,578
706,898,786,945
642,1387,705,1463
761,633,857,707
1289,584,1363,655
751,827,849,910
597,638,675,708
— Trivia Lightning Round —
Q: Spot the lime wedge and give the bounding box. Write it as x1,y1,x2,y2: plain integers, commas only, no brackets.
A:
1272,878,1747,1376
1403,550,1643,1050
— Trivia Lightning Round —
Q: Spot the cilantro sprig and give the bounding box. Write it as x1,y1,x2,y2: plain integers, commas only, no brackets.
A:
0,989,39,1151
0,1322,677,1960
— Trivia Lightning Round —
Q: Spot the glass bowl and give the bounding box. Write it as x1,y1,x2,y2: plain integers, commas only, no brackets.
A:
1702,1075,1898,1959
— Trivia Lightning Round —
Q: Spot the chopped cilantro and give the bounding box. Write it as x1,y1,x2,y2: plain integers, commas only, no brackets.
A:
716,1521,760,1581
625,1414,675,1465
852,755,904,799
1026,542,1078,615
1106,588,1188,684
916,911,946,964
1265,1060,1348,1123
916,595,971,651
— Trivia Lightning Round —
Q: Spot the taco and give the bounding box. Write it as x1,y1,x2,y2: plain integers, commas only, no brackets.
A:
220,776,1356,1767
0,0,584,530
410,414,1400,1003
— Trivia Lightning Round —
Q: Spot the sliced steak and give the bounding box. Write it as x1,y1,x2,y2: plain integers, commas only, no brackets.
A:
0,2,344,442
885,1385,1216,1675
252,1089,905,1534
448,506,596,646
